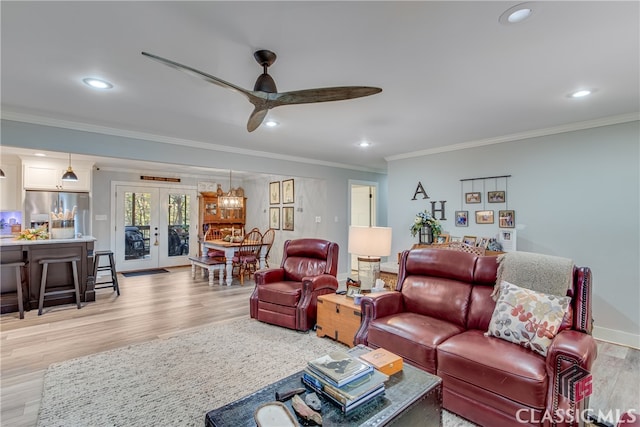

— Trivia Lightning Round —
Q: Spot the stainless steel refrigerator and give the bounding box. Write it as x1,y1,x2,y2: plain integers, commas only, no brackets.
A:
24,190,90,236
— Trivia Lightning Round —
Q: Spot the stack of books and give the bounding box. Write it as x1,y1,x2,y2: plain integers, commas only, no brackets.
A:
302,350,388,413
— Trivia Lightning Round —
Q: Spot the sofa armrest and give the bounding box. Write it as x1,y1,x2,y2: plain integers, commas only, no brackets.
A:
302,274,339,293
297,274,339,331
545,330,598,426
254,268,285,286
354,292,403,346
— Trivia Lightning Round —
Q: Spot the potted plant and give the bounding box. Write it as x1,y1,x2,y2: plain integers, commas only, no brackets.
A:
410,211,442,244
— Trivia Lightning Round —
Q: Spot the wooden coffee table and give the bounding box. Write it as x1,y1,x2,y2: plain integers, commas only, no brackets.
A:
204,346,442,426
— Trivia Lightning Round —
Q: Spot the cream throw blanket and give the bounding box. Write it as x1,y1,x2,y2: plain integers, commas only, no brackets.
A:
492,251,574,300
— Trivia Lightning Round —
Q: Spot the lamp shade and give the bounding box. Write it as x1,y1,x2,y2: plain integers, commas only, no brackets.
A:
348,226,392,257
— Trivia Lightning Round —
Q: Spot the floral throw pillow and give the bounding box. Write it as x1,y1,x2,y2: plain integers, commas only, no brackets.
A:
486,280,570,357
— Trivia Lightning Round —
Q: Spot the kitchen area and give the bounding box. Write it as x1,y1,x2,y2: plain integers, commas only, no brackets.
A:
0,154,97,317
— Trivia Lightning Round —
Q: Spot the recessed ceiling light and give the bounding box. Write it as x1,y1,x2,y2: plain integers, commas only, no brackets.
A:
499,3,534,25
570,89,592,98
82,78,113,89
359,141,370,148
264,120,279,127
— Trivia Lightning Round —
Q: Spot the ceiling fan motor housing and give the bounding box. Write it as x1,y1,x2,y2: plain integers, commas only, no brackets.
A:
254,73,277,93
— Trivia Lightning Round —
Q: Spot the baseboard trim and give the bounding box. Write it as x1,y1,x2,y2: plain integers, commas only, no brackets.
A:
592,326,640,349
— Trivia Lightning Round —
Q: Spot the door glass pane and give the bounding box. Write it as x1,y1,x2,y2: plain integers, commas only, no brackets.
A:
167,193,190,257
124,191,151,260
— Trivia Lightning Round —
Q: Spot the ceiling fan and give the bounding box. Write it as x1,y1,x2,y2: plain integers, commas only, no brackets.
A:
141,50,382,132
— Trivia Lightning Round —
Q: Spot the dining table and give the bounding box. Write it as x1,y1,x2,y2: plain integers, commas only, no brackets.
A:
199,239,267,286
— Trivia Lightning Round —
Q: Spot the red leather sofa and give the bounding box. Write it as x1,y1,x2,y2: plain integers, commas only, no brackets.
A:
355,248,598,426
250,238,339,331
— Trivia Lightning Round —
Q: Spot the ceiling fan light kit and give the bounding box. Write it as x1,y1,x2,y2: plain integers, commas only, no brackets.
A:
142,50,381,132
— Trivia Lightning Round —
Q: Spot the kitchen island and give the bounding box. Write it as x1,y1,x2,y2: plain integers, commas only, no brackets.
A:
0,236,97,315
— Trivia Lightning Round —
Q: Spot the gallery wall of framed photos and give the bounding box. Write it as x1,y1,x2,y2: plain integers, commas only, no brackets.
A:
450,174,516,251
268,179,295,231
455,175,514,229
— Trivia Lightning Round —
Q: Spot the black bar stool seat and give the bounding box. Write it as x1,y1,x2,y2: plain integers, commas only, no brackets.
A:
1,261,26,319
38,256,81,315
93,250,120,295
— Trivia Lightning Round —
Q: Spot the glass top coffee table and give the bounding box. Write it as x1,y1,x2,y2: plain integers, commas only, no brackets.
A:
205,347,442,427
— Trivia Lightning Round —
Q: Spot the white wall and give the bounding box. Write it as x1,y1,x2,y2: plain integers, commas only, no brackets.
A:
387,121,640,348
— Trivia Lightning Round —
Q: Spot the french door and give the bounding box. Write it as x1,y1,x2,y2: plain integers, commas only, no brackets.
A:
114,184,198,271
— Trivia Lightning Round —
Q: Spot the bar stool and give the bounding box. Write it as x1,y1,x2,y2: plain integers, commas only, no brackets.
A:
38,256,81,315
1,261,26,319
93,250,120,295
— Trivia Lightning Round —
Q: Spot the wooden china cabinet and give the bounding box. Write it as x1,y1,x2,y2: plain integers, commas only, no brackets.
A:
198,192,246,241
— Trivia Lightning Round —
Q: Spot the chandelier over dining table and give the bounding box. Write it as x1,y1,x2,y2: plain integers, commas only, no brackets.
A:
218,170,243,209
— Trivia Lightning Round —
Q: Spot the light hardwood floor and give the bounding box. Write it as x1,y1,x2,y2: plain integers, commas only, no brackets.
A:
1,266,638,426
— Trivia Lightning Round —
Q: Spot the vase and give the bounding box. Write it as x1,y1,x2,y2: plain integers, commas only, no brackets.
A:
419,225,433,244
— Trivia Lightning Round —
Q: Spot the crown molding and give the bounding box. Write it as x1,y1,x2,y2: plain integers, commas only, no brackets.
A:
0,111,386,174
385,113,640,162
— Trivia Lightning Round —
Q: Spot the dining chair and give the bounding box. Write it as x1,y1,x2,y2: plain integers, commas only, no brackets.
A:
204,228,225,259
232,229,263,284
260,228,275,268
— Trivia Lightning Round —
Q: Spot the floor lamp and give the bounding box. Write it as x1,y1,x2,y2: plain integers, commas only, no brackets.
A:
348,226,392,293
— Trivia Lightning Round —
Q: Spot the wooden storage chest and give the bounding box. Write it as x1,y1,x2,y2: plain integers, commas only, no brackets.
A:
316,293,361,347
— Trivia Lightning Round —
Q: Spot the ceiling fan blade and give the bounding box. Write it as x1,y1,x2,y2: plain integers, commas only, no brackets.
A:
271,86,382,107
141,51,256,100
247,107,269,132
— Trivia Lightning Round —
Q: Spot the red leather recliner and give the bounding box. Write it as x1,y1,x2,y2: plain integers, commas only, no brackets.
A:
250,238,339,331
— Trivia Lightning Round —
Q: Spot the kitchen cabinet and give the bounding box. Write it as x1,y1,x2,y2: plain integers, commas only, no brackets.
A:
23,160,92,191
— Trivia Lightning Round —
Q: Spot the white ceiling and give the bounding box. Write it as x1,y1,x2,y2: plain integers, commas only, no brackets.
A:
1,1,638,173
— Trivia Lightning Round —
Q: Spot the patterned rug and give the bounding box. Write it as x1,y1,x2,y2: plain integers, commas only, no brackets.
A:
37,317,475,426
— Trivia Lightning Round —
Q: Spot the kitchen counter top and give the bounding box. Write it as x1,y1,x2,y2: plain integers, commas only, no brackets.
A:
0,236,97,246
1,237,97,315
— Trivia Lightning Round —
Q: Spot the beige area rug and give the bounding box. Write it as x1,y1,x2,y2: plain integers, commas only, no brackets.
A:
37,317,475,426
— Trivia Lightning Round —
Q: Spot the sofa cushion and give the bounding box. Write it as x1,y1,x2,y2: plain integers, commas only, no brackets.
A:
368,312,465,374
467,284,496,330
438,329,547,409
402,276,471,327
404,249,476,283
283,257,327,282
257,281,301,306
486,280,570,356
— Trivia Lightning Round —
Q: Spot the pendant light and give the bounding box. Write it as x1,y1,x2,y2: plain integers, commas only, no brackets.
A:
0,169,5,178
218,170,243,209
61,153,78,181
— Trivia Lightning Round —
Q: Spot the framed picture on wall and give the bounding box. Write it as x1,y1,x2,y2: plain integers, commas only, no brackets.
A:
269,181,280,205
283,206,294,231
282,179,295,204
455,211,468,227
465,192,481,204
499,210,515,228
269,207,280,230
475,210,494,224
488,191,505,203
